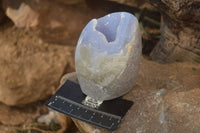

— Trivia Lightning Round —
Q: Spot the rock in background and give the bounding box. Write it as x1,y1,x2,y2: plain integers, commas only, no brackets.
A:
0,27,75,106
147,0,200,63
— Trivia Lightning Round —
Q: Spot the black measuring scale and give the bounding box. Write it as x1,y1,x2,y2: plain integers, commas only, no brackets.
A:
45,80,133,131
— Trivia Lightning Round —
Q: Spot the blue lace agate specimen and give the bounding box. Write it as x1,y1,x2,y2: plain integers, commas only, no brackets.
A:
75,12,142,101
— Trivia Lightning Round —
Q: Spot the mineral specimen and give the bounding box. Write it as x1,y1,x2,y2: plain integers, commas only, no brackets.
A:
75,12,142,101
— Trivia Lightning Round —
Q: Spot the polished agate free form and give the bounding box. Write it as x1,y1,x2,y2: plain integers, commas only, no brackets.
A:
75,12,142,101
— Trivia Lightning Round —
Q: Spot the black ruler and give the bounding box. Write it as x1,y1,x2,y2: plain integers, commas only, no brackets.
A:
45,80,133,131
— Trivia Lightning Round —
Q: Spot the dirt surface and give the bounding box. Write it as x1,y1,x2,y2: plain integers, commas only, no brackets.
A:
0,100,80,133
137,56,200,91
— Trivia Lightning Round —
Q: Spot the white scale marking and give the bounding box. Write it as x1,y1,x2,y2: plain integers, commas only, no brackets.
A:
48,95,121,130
89,116,94,121
58,95,121,119
69,109,73,114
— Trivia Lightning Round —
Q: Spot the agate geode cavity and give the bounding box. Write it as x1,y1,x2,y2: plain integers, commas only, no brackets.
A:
75,12,142,101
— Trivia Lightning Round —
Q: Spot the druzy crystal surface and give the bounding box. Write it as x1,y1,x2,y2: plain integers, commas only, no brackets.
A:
75,12,142,101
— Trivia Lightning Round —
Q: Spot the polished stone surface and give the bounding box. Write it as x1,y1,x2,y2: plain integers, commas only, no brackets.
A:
75,12,142,101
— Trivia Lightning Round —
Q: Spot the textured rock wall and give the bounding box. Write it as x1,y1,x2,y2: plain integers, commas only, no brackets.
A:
0,28,75,105
147,0,200,63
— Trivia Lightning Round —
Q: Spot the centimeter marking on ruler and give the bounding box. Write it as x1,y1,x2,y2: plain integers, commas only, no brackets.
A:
48,95,121,130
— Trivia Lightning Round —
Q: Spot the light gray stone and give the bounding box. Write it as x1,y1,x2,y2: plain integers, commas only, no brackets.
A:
75,12,142,101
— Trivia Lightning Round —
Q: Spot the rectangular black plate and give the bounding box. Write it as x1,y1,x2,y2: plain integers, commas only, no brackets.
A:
45,80,133,131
